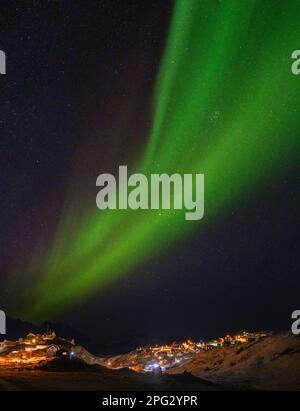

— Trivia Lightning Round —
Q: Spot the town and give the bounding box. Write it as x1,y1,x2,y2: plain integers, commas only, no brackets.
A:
0,330,270,372
103,331,270,373
0,331,76,367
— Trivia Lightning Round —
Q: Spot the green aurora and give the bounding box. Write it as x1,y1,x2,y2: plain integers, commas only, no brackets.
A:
21,0,300,319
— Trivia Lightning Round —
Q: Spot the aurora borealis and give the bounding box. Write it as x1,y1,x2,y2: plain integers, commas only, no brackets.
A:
14,0,299,320
1,1,300,338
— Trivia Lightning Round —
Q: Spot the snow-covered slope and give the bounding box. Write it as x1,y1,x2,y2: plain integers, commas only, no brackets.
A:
167,333,300,390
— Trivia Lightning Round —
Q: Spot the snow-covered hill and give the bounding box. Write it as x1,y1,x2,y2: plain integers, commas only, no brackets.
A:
167,333,300,390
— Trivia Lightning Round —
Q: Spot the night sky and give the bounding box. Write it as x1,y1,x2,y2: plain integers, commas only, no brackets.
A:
0,1,299,348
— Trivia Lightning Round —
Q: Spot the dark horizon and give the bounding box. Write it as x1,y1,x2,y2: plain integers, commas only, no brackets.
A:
2,314,290,356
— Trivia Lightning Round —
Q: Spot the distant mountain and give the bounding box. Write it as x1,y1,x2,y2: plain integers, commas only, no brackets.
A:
3,316,90,345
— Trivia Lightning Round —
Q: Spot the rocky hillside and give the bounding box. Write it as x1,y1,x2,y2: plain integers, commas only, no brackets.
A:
167,333,300,390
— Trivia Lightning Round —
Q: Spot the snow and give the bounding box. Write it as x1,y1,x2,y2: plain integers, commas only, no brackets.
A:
167,333,300,390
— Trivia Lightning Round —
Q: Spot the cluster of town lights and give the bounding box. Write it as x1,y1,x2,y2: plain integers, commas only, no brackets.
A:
0,331,270,372
104,332,270,373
